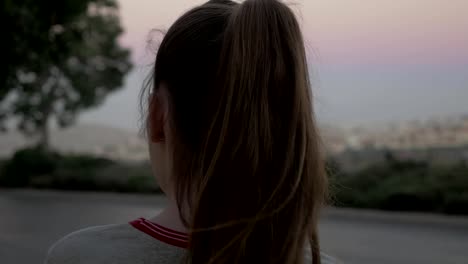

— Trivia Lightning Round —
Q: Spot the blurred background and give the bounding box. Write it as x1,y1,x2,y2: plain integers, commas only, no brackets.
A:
0,0,467,264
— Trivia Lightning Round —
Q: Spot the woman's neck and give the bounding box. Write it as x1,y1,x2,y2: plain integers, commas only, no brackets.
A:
149,199,188,233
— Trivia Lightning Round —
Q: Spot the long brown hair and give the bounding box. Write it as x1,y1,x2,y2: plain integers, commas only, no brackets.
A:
143,0,328,263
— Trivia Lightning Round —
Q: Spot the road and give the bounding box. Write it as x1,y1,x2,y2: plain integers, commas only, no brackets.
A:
1,190,467,264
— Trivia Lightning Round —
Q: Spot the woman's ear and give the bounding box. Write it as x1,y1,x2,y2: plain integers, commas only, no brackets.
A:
148,94,165,143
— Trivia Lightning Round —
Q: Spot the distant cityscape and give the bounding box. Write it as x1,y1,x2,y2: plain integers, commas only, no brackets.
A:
323,114,468,171
88,114,468,162
324,114,468,154
1,114,468,162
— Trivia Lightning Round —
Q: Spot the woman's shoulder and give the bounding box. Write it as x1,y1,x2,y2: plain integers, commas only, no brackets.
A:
44,224,134,264
44,222,179,264
44,222,342,264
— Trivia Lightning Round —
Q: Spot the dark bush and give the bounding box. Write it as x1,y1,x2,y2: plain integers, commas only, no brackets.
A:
378,190,439,212
96,162,159,193
332,159,468,215
60,155,114,170
0,148,116,188
0,147,159,193
0,148,60,187
442,192,468,215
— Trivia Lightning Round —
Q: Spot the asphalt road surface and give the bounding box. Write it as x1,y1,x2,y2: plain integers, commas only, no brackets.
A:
1,190,467,264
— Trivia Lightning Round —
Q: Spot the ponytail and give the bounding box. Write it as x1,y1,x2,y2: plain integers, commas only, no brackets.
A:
189,1,327,263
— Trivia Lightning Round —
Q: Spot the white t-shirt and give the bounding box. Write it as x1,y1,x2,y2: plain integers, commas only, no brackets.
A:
44,218,340,264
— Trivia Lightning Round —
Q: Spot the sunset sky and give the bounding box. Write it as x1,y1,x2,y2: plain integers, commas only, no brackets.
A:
81,0,468,131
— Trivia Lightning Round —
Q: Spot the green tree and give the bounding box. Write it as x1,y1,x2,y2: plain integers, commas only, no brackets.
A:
0,0,132,149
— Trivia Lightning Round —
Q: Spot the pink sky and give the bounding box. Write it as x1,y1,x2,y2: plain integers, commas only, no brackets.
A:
81,0,468,131
117,0,468,65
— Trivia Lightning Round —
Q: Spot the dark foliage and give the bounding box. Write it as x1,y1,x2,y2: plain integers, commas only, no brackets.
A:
0,147,159,193
330,154,468,215
1,0,132,148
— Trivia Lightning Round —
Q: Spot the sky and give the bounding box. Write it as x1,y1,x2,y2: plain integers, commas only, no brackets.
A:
80,0,468,132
